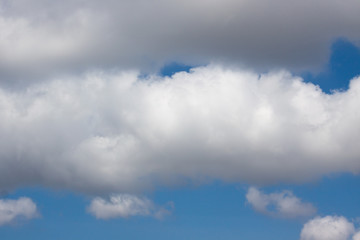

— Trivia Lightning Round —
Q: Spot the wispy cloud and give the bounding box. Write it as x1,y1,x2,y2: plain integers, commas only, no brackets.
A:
87,194,172,219
246,187,316,218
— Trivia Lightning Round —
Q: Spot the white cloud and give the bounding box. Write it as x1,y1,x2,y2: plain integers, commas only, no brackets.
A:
352,231,360,240
0,66,360,193
1,0,360,82
300,216,355,240
87,194,172,219
0,197,38,226
246,187,316,218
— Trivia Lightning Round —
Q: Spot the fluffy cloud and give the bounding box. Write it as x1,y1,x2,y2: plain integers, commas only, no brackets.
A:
87,194,171,219
300,216,356,240
0,66,360,193
0,197,38,226
1,0,360,82
246,187,316,218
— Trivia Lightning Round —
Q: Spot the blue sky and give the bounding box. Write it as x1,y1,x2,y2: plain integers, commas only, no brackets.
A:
302,39,360,93
1,1,360,240
2,173,360,239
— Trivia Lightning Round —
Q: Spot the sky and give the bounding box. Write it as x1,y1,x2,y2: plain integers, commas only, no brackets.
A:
1,0,360,239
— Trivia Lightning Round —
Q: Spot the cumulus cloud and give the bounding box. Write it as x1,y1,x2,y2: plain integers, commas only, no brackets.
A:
246,187,316,218
0,197,38,226
87,194,172,219
1,0,360,82
0,66,360,193
300,216,355,240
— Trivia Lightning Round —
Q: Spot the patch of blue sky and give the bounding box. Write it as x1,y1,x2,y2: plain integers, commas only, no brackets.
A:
302,38,360,93
159,62,194,77
158,39,360,94
0,183,300,240
2,173,360,239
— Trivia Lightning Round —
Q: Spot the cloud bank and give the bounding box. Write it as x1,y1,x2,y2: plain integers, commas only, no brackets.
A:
1,0,360,82
300,216,358,240
0,197,38,226
0,66,360,194
246,187,316,218
88,194,171,219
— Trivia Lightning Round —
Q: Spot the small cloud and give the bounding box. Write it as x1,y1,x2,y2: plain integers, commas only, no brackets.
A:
300,216,355,240
0,197,38,226
246,187,316,218
87,194,173,220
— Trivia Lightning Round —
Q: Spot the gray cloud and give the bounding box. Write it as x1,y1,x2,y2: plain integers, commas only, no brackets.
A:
246,187,316,218
0,197,38,226
0,66,360,194
1,0,360,84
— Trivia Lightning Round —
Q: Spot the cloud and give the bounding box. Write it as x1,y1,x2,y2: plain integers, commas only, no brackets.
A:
246,187,316,218
353,232,360,240
300,216,356,240
0,66,360,194
87,194,172,219
0,197,38,226
1,0,360,82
